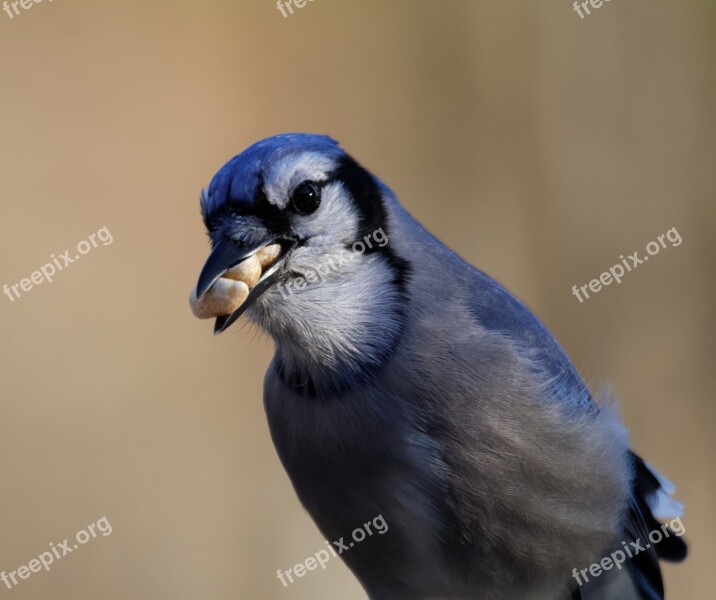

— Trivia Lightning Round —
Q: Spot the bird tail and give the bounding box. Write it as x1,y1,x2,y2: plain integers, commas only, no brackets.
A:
622,452,688,599
579,452,687,600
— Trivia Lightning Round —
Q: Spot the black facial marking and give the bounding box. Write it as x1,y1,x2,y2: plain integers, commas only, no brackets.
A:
203,182,292,240
252,186,291,235
329,155,411,292
330,156,389,251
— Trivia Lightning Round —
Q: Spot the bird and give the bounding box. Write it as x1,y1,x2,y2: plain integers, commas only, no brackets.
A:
190,133,687,600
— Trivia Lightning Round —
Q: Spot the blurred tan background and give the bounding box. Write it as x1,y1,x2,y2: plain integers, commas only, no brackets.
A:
0,0,713,598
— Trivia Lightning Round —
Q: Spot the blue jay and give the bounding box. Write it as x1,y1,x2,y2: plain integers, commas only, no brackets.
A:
191,134,687,600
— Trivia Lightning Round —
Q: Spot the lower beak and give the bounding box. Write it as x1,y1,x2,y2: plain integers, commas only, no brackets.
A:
195,238,292,335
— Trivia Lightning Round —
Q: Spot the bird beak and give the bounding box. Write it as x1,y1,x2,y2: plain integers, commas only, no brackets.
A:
195,238,294,335
195,239,253,298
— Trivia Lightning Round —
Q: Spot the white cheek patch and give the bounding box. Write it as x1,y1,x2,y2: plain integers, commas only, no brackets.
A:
285,181,363,274
297,180,358,238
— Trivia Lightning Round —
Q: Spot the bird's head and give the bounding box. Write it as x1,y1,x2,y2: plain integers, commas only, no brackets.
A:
194,134,410,391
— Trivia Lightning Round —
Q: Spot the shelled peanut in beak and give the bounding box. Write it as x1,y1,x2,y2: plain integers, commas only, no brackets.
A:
255,244,282,270
190,279,250,319
223,254,262,288
189,243,283,320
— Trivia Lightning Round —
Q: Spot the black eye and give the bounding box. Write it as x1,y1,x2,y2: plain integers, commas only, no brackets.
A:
291,181,321,215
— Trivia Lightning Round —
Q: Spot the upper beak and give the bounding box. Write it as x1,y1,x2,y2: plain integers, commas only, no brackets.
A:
195,238,293,335
195,239,254,298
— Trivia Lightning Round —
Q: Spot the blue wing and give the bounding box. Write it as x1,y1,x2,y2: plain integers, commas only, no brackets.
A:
466,268,593,409
465,268,687,600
